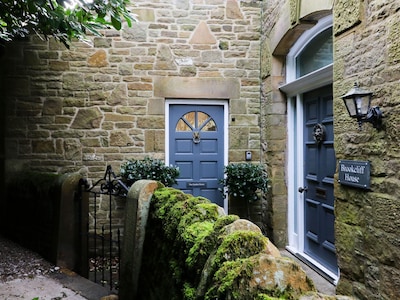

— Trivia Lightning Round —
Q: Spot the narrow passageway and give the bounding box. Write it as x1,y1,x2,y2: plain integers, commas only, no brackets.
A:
0,234,111,300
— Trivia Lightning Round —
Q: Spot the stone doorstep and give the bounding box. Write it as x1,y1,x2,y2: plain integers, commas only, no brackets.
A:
280,250,336,296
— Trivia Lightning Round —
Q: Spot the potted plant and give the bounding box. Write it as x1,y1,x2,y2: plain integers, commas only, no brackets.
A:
120,157,180,187
220,162,269,219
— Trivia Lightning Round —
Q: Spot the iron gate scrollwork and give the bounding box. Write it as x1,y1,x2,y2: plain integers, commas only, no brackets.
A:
79,165,129,293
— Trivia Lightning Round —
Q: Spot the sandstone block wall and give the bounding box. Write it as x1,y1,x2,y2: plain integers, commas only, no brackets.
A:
0,0,264,229
260,0,289,248
0,0,262,179
334,0,400,298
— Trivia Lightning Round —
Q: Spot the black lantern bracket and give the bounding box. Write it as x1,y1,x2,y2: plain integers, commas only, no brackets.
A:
341,82,383,130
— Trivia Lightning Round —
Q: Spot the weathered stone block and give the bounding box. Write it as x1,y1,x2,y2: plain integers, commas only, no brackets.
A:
335,199,364,226
230,114,258,126
334,0,361,35
387,17,400,64
64,139,81,160
32,140,55,153
127,82,153,91
104,113,134,123
49,61,70,71
229,127,249,148
71,108,103,129
93,37,112,48
62,73,86,90
380,265,400,299
137,116,164,129
123,23,148,42
145,130,165,152
335,222,364,278
109,84,128,105
43,99,63,115
109,131,134,147
369,194,400,234
133,8,155,22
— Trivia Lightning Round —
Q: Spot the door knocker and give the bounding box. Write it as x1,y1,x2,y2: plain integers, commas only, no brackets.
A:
193,131,201,144
313,123,326,145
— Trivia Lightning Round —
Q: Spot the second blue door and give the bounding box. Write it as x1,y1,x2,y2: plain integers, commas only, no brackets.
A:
303,85,338,275
169,104,225,207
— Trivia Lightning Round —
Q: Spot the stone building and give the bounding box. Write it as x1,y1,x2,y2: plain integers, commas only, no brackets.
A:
0,0,262,216
262,0,400,299
1,0,400,298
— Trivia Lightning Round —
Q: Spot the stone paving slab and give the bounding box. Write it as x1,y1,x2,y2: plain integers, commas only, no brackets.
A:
0,275,87,300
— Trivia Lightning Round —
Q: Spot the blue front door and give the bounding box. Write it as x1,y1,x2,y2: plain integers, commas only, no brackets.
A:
303,85,338,275
169,104,224,207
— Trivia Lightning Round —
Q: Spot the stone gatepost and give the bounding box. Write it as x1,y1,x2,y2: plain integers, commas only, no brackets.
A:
119,180,162,300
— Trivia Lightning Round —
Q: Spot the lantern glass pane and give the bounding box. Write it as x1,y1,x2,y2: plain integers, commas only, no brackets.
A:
359,95,371,115
344,98,357,117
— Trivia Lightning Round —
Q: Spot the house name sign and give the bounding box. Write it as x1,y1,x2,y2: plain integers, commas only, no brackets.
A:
338,160,370,189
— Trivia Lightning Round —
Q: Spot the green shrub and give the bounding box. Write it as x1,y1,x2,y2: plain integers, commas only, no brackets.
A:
120,157,180,187
220,162,269,202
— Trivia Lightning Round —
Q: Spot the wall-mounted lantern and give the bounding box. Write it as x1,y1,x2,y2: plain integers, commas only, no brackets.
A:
341,82,383,130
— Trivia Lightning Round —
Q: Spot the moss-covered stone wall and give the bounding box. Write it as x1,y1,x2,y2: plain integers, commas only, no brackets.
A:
132,185,316,300
334,0,400,298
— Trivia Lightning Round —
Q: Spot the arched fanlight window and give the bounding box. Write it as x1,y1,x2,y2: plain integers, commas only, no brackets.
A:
296,27,333,78
176,111,217,132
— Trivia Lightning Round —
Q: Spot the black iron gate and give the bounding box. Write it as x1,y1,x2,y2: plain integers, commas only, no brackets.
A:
78,165,128,292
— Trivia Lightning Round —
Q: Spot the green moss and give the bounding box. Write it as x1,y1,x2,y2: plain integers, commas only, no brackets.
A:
162,196,210,240
141,187,310,300
212,230,267,269
152,187,190,217
205,254,306,300
215,214,239,229
205,258,255,299
183,221,214,268
178,203,221,235
183,283,196,300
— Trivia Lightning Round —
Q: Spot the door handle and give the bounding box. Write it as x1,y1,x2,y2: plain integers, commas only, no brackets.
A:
298,186,308,193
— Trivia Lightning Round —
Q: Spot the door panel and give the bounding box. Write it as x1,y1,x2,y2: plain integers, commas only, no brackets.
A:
170,104,224,207
303,85,338,275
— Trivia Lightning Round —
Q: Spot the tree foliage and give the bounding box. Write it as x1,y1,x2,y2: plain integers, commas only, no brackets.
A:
0,0,135,47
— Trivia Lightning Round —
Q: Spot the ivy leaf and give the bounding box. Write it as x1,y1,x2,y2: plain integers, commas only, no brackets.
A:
111,14,121,30
0,0,136,47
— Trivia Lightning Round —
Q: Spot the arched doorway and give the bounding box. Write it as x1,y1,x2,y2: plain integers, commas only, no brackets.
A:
280,15,338,283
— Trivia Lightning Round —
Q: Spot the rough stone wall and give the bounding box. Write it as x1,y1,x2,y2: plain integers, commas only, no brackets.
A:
333,0,400,299
260,0,288,248
0,0,262,218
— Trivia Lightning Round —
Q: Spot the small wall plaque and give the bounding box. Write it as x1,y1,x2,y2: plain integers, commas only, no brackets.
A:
338,160,370,189
187,182,207,188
